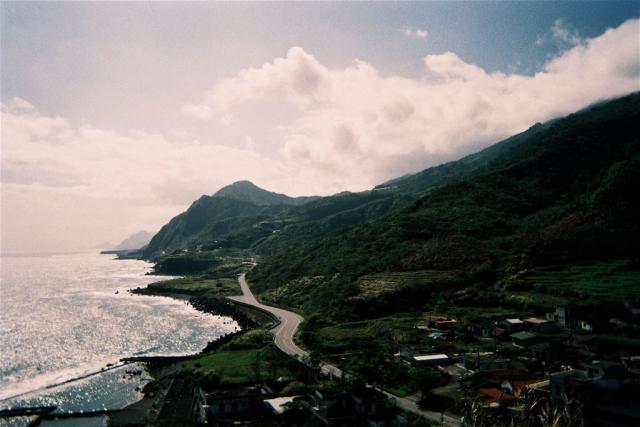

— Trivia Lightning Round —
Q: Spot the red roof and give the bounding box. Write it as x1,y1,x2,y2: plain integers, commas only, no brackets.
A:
491,327,507,337
479,388,516,402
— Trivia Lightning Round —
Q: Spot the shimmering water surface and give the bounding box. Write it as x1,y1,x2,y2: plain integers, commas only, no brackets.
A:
0,252,238,413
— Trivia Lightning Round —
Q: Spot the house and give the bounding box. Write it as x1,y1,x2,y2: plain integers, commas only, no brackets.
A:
412,354,450,367
264,395,299,416
511,331,539,348
584,361,640,427
499,318,525,332
459,352,512,372
307,383,392,426
467,322,494,338
549,363,640,427
549,370,590,404
425,315,449,328
206,386,266,419
555,306,572,327
583,360,629,382
491,327,509,339
434,319,460,331
529,343,556,362
523,317,558,334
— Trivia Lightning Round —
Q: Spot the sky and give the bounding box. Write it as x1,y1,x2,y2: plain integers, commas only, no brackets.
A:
1,1,639,253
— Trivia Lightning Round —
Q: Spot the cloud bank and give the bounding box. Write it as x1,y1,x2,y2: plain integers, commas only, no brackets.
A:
184,18,639,187
2,19,639,252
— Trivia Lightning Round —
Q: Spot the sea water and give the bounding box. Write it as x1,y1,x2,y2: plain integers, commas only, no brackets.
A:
0,252,238,424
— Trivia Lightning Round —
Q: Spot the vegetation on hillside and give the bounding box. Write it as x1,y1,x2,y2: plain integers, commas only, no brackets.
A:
246,93,640,320
143,93,640,335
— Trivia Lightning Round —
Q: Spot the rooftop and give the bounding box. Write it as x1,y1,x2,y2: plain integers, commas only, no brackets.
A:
265,396,298,415
414,354,449,362
511,331,538,340
523,317,550,324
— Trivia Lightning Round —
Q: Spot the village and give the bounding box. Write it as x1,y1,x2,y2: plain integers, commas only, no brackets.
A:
105,300,640,427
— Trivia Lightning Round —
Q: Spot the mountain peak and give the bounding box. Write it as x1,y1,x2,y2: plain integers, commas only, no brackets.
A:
228,180,258,188
213,181,318,206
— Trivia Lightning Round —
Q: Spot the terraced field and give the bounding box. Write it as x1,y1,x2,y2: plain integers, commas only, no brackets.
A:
524,259,640,301
356,270,464,297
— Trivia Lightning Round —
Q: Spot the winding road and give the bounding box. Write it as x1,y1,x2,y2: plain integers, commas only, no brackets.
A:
228,274,308,358
229,273,459,426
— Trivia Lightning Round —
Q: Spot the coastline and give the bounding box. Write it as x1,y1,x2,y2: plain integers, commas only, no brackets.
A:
0,254,242,420
109,276,280,425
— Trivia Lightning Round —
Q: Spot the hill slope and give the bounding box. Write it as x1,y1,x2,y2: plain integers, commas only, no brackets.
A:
248,93,640,313
115,230,155,250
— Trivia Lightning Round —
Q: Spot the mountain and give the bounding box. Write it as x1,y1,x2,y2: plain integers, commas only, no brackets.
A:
143,181,321,259
115,230,155,250
373,122,548,195
145,93,639,316
213,180,319,206
246,93,640,314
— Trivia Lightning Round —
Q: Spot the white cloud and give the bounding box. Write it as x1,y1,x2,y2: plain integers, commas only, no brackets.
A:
551,18,583,46
536,18,584,48
185,18,640,190
401,27,429,41
2,19,639,253
0,103,296,252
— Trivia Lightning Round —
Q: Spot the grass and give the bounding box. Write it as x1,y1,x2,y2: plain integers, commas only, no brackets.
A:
260,275,326,309
304,314,424,355
183,344,294,385
139,276,241,297
524,259,640,301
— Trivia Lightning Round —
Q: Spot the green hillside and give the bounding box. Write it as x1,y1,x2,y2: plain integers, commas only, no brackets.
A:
247,93,640,316
144,93,640,321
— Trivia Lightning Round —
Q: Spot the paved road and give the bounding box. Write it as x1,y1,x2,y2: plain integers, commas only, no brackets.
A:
228,273,459,426
228,274,308,358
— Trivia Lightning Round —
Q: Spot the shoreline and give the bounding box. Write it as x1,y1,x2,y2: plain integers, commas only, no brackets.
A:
107,278,279,425
1,280,244,412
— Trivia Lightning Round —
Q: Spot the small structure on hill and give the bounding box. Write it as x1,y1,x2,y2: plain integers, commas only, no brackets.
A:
412,354,450,367
523,317,558,334
205,385,266,420
459,352,512,372
499,318,525,332
511,331,539,348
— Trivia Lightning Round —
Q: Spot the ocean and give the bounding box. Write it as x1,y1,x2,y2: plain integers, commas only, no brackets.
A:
0,252,238,425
